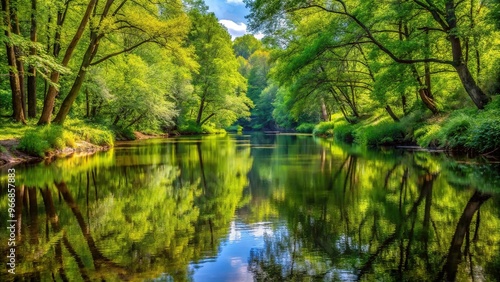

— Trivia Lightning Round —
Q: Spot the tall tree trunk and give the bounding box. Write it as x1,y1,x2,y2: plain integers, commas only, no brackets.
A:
12,10,27,117
320,98,329,121
37,0,98,125
2,0,25,123
53,0,130,125
196,98,206,125
445,1,490,109
385,105,400,122
27,0,37,118
53,38,99,124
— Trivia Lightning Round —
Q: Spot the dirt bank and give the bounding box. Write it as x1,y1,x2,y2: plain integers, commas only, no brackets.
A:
0,139,109,168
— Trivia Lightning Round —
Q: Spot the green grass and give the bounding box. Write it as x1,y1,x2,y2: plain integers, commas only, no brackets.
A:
18,125,77,156
312,96,500,153
313,121,335,136
1,118,114,157
0,118,34,140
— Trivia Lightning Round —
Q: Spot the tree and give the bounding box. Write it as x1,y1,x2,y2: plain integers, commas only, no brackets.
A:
233,34,262,59
245,0,494,109
51,0,190,125
1,0,26,122
187,9,252,128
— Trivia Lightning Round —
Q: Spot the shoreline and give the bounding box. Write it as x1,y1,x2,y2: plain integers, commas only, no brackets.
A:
0,139,110,168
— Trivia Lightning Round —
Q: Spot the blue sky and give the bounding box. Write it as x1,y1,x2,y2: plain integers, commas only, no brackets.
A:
204,0,262,39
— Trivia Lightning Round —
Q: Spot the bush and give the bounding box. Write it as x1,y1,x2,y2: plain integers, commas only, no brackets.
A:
355,121,406,146
18,130,50,157
179,121,203,134
333,122,356,143
439,114,471,149
226,125,243,133
18,126,77,156
296,123,315,133
114,127,136,140
313,121,335,137
468,118,500,153
415,124,442,148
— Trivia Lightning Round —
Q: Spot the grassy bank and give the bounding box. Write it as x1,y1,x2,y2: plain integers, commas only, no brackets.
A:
0,118,114,160
309,97,500,154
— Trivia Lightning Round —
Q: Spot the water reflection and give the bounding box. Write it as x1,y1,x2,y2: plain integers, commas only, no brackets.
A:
0,134,499,281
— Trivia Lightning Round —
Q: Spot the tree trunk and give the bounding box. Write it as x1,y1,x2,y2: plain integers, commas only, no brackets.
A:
27,0,37,118
37,0,98,125
200,112,215,126
385,105,400,122
320,98,329,121
85,88,90,118
12,11,27,117
454,63,489,109
125,111,147,128
2,0,25,123
196,98,205,125
53,38,99,124
445,1,490,109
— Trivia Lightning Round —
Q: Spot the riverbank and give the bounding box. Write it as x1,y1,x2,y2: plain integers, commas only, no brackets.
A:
0,139,110,167
0,120,114,168
308,97,500,155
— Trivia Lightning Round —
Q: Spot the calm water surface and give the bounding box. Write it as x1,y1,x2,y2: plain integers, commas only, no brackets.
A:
1,134,499,281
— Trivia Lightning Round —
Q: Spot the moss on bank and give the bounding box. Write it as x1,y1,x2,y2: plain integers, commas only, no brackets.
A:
311,97,500,154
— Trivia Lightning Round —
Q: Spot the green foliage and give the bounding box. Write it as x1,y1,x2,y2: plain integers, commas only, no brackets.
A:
333,122,357,143
201,123,226,134
226,125,243,133
296,123,315,133
415,124,442,148
65,120,114,146
233,34,262,59
468,119,500,153
354,121,407,146
18,126,76,156
78,127,114,147
113,127,136,141
179,121,203,134
313,121,335,136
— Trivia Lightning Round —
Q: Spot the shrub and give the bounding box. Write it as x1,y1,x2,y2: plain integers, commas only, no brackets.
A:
114,127,136,140
355,121,406,146
313,121,335,137
18,130,50,157
468,118,500,153
333,122,356,143
179,121,203,134
296,123,315,133
415,124,442,148
18,126,78,156
226,125,243,133
69,124,114,146
439,114,471,149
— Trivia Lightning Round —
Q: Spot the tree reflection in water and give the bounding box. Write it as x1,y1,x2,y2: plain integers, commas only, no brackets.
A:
0,135,499,281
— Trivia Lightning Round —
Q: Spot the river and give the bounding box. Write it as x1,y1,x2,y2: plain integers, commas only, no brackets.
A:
1,134,499,281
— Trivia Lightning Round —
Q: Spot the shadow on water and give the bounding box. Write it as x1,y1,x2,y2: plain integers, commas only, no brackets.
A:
0,134,499,281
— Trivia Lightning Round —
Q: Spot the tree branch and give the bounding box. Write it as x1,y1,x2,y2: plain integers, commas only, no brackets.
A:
90,39,152,65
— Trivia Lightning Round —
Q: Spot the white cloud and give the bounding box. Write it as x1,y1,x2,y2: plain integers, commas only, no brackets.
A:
219,19,248,38
226,0,244,4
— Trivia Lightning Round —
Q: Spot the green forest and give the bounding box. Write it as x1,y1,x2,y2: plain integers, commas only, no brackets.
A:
1,0,500,156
